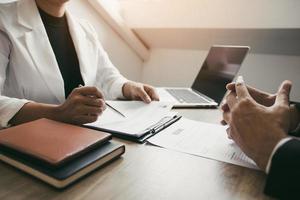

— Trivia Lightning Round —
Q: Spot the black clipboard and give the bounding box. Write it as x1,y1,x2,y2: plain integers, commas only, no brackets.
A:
85,115,182,143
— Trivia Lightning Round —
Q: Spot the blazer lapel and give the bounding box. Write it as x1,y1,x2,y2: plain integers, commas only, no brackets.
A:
66,11,97,86
17,0,65,103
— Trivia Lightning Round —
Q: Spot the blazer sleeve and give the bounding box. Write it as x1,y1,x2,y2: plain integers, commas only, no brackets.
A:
296,103,300,135
290,103,300,136
95,43,128,100
0,29,29,128
296,103,300,111
264,139,300,199
80,21,128,100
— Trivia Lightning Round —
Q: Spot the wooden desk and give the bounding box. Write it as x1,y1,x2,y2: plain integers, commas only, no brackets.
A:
0,109,272,200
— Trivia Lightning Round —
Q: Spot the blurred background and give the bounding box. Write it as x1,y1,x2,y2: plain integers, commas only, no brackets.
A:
4,0,300,100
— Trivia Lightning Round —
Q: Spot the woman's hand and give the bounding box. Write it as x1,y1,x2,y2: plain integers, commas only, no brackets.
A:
56,86,106,124
122,81,159,103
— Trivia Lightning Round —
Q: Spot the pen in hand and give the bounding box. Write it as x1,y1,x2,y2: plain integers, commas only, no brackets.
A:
105,102,126,118
78,84,126,118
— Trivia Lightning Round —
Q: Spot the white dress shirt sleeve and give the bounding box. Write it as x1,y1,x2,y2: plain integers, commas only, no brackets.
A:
0,30,29,128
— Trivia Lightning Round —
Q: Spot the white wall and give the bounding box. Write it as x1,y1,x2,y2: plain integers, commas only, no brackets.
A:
120,0,300,103
68,0,143,81
121,0,300,29
67,0,300,102
142,49,300,101
134,28,300,56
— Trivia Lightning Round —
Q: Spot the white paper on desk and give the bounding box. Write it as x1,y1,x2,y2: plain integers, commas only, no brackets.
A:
106,100,173,119
87,101,173,126
147,118,259,170
87,101,176,137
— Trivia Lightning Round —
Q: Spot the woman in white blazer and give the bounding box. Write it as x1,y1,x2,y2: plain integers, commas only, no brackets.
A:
0,0,159,128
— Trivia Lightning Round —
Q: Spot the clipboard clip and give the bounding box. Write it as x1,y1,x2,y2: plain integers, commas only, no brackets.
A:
138,115,182,143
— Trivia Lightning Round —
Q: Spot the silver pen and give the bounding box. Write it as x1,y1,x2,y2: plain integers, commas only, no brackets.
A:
105,102,126,118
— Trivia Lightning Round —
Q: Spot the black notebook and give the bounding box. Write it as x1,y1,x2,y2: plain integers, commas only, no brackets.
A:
0,141,125,188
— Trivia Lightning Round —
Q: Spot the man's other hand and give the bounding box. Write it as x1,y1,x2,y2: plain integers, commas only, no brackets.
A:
122,81,160,103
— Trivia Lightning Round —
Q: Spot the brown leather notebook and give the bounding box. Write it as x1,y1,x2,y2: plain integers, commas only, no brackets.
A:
0,118,111,167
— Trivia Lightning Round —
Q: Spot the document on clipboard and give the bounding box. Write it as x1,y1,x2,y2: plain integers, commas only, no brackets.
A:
85,101,181,143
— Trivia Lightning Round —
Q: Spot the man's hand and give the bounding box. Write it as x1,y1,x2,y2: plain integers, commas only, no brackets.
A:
221,82,300,131
226,83,276,106
221,83,276,125
56,86,106,124
222,77,291,170
122,81,159,103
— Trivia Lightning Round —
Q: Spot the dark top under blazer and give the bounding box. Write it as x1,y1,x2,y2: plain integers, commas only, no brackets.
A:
38,7,84,97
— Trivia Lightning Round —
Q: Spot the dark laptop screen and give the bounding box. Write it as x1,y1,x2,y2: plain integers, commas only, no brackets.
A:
191,46,249,104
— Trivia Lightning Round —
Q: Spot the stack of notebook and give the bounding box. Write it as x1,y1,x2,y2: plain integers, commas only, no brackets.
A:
0,118,125,188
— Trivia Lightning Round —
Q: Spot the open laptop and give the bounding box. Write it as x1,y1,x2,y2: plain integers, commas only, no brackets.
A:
157,45,250,108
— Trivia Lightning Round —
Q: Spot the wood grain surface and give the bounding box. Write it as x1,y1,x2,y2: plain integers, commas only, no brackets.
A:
0,109,273,200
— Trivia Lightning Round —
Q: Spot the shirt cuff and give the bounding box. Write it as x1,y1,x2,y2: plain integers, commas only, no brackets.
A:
0,99,29,128
265,137,293,173
109,77,129,100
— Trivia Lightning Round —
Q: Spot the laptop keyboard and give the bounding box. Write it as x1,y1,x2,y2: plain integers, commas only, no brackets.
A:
166,89,209,103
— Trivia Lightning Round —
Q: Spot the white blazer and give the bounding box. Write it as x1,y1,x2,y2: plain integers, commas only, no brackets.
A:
0,0,128,128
